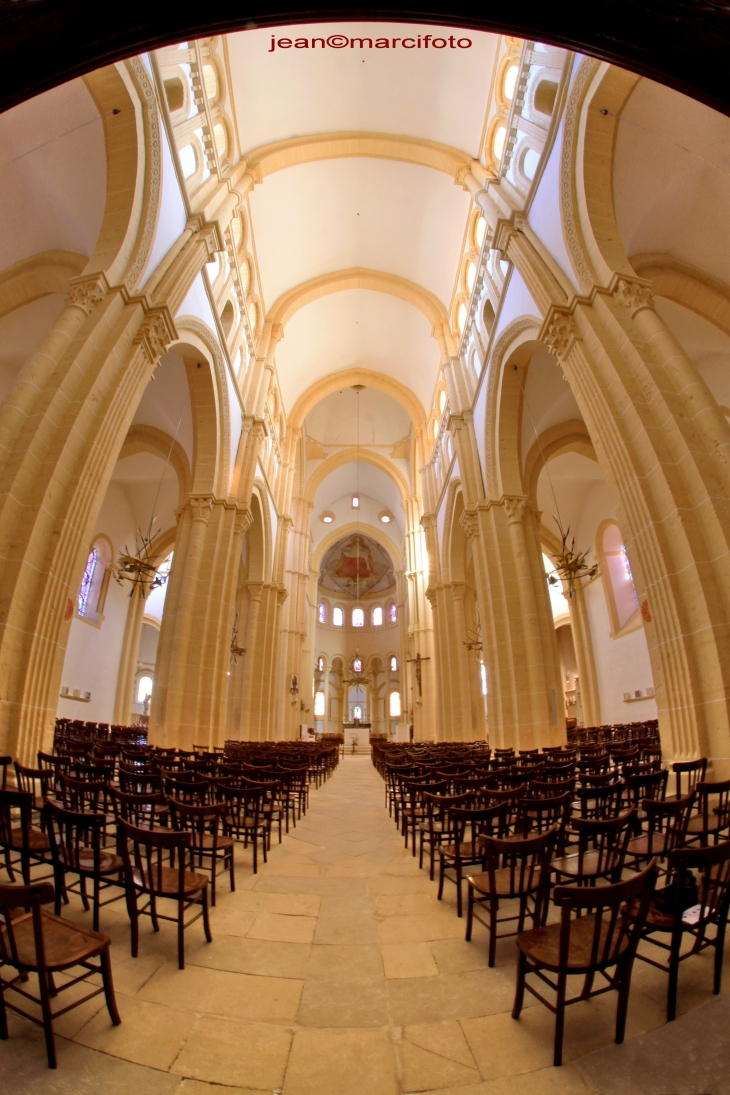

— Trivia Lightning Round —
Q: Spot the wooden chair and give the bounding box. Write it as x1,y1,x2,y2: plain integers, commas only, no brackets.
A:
572,781,625,822
168,799,234,906
14,762,53,825
37,752,70,794
552,810,636,886
634,837,730,1019
625,792,695,874
44,801,125,931
0,788,51,884
418,792,472,880
438,804,506,917
466,826,558,967
0,880,121,1068
513,859,658,1066
217,784,268,873
0,757,10,791
117,818,212,969
667,758,707,804
685,778,730,846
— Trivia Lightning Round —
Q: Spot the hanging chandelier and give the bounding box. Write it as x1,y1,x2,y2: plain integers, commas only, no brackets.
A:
115,528,169,599
343,651,371,689
548,518,599,599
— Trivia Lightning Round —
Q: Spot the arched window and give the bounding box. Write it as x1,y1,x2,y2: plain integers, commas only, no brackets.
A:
352,608,364,627
389,655,397,672
137,675,153,703
353,705,363,721
372,606,383,626
389,691,401,718
598,521,640,634
480,662,488,697
317,656,324,672
314,691,326,717
77,538,111,624
388,603,397,624
333,607,344,627
318,602,326,624
542,554,570,621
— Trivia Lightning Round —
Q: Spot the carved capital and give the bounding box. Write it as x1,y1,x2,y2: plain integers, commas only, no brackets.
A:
199,220,225,259
541,309,579,359
189,495,215,525
502,496,528,523
424,586,438,608
614,278,654,318
276,584,289,607
493,218,517,257
134,306,178,365
449,581,467,600
234,507,253,537
459,508,480,540
67,272,109,316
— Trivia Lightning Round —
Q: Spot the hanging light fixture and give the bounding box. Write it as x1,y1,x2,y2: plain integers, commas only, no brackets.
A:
114,364,199,599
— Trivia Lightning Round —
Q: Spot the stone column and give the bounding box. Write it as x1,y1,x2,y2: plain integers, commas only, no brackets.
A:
113,588,147,725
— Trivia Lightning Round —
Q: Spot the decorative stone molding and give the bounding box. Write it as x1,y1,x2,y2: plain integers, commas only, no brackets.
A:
124,58,162,293
459,508,480,541
502,496,528,523
175,315,232,490
66,272,109,316
234,507,253,537
614,277,654,318
188,214,225,259
540,309,579,359
134,305,178,364
189,495,215,524
483,316,541,498
559,56,601,294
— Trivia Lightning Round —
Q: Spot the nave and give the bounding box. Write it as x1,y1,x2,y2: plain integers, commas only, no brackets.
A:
2,754,728,1094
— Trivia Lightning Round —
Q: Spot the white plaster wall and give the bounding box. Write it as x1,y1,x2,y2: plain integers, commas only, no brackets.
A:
583,579,657,724
141,120,188,288
57,482,137,722
528,117,582,294
492,268,540,343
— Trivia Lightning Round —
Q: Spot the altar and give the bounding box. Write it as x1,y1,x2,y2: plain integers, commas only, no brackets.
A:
343,721,371,752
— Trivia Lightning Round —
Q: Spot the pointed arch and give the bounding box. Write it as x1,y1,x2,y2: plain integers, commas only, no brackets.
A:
305,448,411,507
289,369,425,431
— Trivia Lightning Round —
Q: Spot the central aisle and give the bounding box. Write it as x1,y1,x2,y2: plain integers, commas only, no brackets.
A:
5,754,723,1095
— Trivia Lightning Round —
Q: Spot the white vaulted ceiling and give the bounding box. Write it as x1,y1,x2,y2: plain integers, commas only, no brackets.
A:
226,22,499,418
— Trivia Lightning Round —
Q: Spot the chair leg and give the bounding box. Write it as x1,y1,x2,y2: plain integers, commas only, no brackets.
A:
177,897,185,970
456,864,463,918
0,973,8,1040
554,970,567,1066
512,950,527,1019
93,876,100,933
37,968,57,1069
128,894,139,958
465,884,474,942
100,948,122,1025
667,926,682,1022
228,846,235,894
437,856,445,901
615,962,632,1045
202,885,213,943
488,898,498,968
714,919,727,995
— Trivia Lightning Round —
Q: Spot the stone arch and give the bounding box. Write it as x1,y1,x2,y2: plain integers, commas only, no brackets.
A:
248,484,270,584
119,423,191,501
630,254,730,340
173,318,231,496
483,317,543,499
523,419,597,508
0,251,87,321
289,368,425,431
81,58,162,290
305,448,411,508
440,478,465,586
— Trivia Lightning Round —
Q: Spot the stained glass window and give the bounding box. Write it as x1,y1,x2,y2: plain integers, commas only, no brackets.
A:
353,658,363,673
333,607,343,627
352,608,364,627
78,548,98,617
372,606,383,626
137,675,153,703
388,603,397,623
318,602,326,624
390,655,397,672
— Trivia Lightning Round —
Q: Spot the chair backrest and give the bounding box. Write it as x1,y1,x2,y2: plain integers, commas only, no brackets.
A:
515,792,571,837
112,786,166,829
570,809,637,882
165,775,213,805
482,825,558,902
118,768,162,795
627,767,668,807
673,757,708,800
529,778,575,798
14,762,52,800
117,817,193,896
670,836,730,933
695,778,730,837
542,762,576,782
169,799,226,854
642,791,696,856
422,791,471,830
574,781,625,820
217,783,263,827
0,756,10,791
59,772,112,814
0,881,55,969
45,800,106,873
0,788,35,851
553,859,659,971
450,804,507,858
580,771,622,789
74,760,114,784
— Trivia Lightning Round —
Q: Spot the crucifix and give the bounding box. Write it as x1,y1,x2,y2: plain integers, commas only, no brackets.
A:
406,652,430,697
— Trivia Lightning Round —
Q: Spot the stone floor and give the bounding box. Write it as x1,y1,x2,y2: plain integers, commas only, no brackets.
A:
2,755,730,1093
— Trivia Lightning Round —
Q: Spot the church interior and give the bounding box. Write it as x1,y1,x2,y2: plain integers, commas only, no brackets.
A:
1,14,730,1093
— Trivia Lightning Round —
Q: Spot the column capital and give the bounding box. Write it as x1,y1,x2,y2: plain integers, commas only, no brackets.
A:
66,272,109,316
459,507,480,540
189,494,215,524
502,495,528,523
612,276,654,318
133,305,178,365
539,307,580,360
